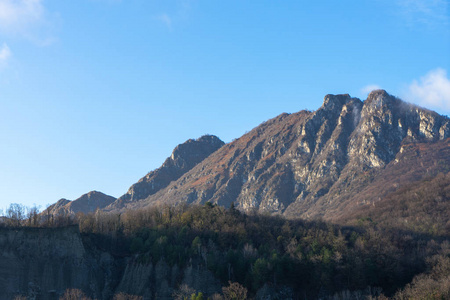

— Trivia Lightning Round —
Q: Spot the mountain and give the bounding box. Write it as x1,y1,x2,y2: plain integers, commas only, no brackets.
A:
45,191,116,216
113,90,449,220
5,90,450,299
107,135,225,210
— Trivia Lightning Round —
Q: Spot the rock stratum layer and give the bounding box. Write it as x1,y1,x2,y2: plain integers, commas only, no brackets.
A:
0,227,219,300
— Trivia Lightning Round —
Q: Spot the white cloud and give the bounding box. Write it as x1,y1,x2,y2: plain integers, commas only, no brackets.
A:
406,68,450,112
0,42,11,67
361,84,382,96
0,43,11,60
396,0,449,27
0,0,56,46
0,0,44,35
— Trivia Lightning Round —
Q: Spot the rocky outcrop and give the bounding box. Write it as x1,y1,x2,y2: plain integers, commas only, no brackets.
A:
0,227,91,299
45,191,116,217
126,90,449,219
115,260,221,299
108,135,224,210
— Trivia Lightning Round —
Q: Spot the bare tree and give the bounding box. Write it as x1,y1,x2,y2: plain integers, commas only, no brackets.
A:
6,203,26,227
222,281,247,300
59,288,91,300
172,284,196,300
27,205,41,227
44,203,54,227
113,292,143,300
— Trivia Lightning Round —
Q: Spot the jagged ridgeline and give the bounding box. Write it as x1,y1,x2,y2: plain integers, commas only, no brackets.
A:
104,90,449,220
43,90,449,223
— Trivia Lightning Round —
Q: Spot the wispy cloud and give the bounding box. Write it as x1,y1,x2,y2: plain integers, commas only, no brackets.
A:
361,84,382,96
0,0,56,45
405,68,450,112
0,0,44,34
396,0,449,27
0,42,11,67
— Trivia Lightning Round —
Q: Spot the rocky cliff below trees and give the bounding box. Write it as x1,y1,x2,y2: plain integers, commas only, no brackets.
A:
0,226,220,300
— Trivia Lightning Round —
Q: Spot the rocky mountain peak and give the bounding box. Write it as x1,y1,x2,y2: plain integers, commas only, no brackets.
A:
55,198,70,207
321,93,354,111
366,89,390,101
166,135,225,168
108,135,225,209
123,91,449,220
361,89,398,118
76,191,112,204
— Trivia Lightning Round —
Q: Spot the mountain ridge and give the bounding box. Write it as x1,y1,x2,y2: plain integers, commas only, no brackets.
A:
45,90,449,222
112,90,448,220
107,134,224,210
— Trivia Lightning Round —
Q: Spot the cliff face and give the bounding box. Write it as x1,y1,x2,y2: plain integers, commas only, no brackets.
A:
0,227,91,299
127,90,449,219
0,227,220,300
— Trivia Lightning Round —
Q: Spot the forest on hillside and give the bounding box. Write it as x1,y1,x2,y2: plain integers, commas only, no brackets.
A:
1,184,450,300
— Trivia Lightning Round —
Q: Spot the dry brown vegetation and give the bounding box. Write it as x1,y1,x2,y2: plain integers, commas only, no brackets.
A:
344,172,450,236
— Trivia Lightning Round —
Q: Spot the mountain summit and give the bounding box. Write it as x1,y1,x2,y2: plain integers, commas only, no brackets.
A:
108,135,225,210
109,90,448,220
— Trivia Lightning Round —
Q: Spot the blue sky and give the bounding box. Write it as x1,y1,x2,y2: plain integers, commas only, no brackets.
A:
0,0,449,211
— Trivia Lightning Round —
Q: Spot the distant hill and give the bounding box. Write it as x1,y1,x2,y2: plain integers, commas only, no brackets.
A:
44,191,116,216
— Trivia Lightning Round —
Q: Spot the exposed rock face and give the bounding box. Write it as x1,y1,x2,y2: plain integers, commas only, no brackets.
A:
0,227,220,300
108,135,224,210
0,227,91,299
127,90,449,219
45,191,116,216
115,260,221,299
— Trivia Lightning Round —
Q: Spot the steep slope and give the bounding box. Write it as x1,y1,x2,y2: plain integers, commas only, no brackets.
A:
341,169,450,235
328,138,450,223
108,135,224,210
46,191,116,216
126,90,449,219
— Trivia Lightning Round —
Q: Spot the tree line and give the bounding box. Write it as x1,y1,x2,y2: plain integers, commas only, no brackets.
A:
2,201,449,299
